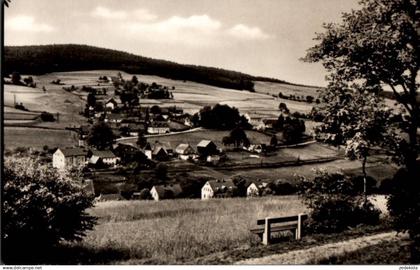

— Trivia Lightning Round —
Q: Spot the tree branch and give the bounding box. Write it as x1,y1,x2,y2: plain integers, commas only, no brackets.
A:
389,84,413,113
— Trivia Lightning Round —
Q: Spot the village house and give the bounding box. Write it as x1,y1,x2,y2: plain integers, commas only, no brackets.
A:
147,121,170,134
128,123,146,136
175,143,197,160
201,179,236,200
88,149,119,167
105,97,118,111
152,145,169,161
246,180,269,197
53,147,88,169
197,140,219,157
142,142,153,160
260,118,278,130
113,143,139,161
150,184,183,201
104,113,124,124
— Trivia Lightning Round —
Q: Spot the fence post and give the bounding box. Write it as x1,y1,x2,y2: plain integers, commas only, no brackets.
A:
296,213,303,240
263,217,271,245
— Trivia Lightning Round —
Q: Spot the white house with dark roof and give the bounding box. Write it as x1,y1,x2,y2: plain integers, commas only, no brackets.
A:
105,97,118,111
201,179,236,200
53,147,88,169
197,140,219,157
147,121,170,134
175,143,197,160
88,149,119,167
150,184,183,201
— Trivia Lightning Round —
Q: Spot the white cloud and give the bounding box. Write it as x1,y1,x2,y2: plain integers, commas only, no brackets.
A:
91,6,127,19
125,15,223,47
133,9,158,21
6,15,54,32
89,7,272,47
227,24,272,40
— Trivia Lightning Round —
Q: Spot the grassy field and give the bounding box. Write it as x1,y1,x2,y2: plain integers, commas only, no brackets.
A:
72,196,306,264
4,127,77,149
4,70,320,150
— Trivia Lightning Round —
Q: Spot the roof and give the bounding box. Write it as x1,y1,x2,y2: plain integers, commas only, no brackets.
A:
143,142,152,150
152,184,183,198
128,123,146,131
153,146,168,156
106,97,118,104
89,155,101,164
58,147,88,157
207,179,235,191
262,118,278,124
106,113,125,120
197,140,215,148
90,149,116,159
175,143,195,154
149,121,169,128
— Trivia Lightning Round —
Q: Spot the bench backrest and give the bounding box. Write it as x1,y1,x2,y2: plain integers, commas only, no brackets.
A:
256,214,308,225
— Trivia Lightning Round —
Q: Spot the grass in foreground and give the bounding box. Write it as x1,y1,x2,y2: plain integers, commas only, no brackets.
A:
71,196,305,264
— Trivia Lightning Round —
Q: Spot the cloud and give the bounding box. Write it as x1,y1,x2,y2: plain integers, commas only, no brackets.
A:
133,9,158,21
125,15,223,47
6,15,54,32
91,6,127,19
88,7,272,47
227,24,272,40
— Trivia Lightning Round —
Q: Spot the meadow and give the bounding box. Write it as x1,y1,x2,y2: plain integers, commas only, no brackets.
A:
4,127,77,149
75,196,306,264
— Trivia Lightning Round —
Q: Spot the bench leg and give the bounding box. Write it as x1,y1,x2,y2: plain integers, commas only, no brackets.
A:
262,218,271,245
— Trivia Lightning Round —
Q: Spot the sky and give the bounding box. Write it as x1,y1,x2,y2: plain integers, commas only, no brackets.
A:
4,0,361,86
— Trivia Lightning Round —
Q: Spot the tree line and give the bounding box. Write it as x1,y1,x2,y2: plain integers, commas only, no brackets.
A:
3,44,267,91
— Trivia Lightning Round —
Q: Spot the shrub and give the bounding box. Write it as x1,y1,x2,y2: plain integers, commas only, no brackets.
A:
40,111,56,122
297,170,380,233
139,188,152,200
119,183,136,200
2,156,96,263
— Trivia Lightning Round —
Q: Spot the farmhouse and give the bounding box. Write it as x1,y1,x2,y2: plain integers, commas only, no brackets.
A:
175,143,197,160
152,145,169,161
53,147,88,169
150,184,183,201
147,121,170,134
88,149,119,167
261,118,278,130
105,113,124,124
201,179,235,200
128,123,146,136
105,97,118,111
113,143,138,156
142,142,153,160
197,140,219,157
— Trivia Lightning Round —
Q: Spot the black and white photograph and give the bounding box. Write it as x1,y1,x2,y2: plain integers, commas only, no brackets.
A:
1,0,419,266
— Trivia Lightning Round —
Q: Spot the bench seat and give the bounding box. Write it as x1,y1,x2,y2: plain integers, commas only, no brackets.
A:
250,224,297,235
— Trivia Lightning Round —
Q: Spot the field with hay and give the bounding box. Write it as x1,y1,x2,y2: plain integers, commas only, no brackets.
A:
4,127,77,149
74,196,306,264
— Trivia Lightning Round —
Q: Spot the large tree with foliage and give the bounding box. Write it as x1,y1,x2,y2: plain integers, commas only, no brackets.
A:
87,122,115,150
304,0,419,260
2,156,96,263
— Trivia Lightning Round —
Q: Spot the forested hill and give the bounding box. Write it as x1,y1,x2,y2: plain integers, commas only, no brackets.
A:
4,44,295,91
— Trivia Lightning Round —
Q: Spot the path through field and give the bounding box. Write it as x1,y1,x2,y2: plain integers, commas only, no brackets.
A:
235,231,405,264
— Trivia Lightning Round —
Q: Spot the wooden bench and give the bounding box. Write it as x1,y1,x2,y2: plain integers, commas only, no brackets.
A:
250,213,308,245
